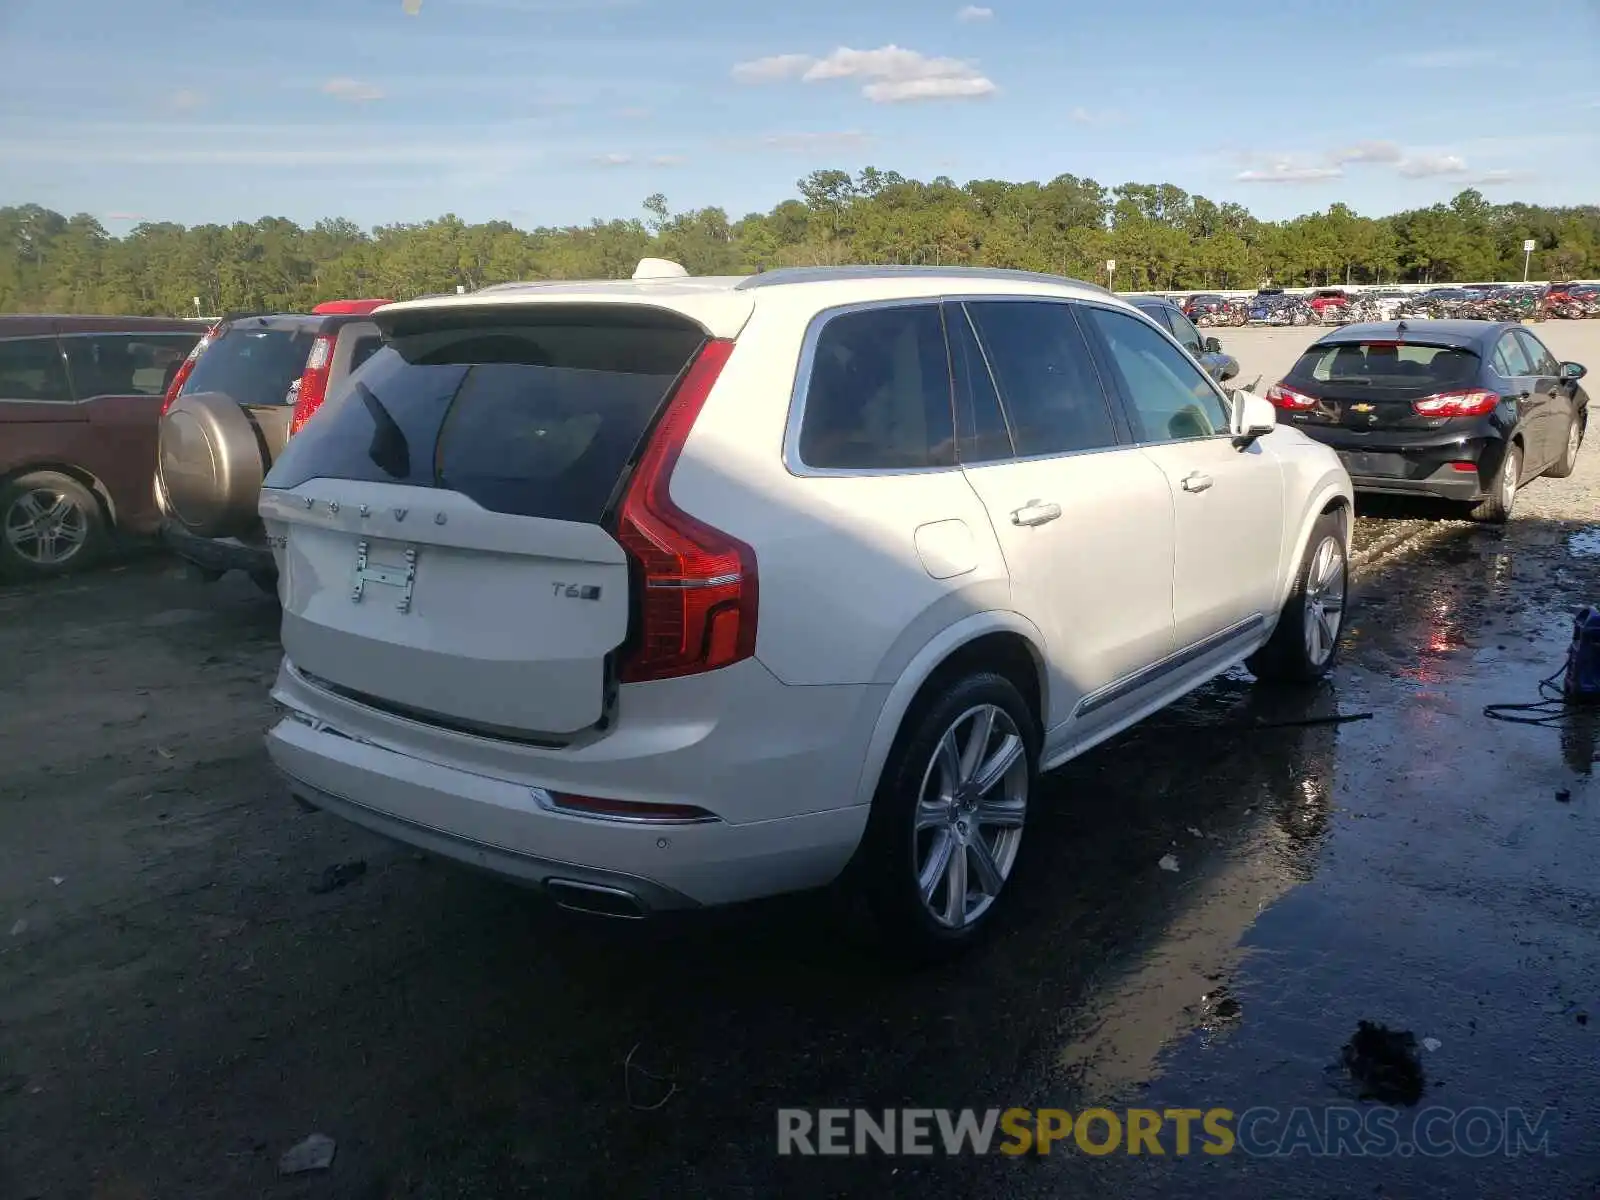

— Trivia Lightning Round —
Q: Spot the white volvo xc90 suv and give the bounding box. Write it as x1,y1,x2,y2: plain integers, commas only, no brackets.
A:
261,263,1353,954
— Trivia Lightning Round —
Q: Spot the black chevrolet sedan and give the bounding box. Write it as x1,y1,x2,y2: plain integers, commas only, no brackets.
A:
1267,320,1589,523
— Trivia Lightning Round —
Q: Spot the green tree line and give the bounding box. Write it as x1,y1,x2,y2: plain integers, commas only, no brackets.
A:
3,172,1597,315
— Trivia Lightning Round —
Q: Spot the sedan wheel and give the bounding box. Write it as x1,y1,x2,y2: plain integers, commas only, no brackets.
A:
0,472,107,580
913,703,1029,930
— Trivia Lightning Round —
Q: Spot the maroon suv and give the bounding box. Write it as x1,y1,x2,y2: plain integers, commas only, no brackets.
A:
0,314,207,580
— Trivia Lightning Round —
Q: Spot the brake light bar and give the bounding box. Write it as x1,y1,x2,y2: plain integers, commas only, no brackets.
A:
1267,382,1318,411
288,334,338,436
1412,389,1499,418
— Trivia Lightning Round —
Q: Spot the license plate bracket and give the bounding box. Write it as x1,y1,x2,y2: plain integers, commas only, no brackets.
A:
352,540,417,613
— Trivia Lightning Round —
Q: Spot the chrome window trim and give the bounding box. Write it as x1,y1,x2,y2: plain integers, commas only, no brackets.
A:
1074,298,1238,450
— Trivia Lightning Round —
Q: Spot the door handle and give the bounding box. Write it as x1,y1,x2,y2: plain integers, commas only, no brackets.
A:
1011,500,1062,527
1180,472,1214,493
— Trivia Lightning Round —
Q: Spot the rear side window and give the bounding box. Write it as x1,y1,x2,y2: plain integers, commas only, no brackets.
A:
948,304,1014,464
63,333,200,398
0,337,71,402
798,304,955,470
183,325,314,407
1289,342,1480,391
266,316,706,524
346,336,384,374
964,300,1118,457
1491,333,1532,378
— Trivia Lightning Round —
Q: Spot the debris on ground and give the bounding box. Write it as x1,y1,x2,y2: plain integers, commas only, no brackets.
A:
1556,788,1572,803
279,1133,337,1175
1158,854,1180,873
9,919,26,937
155,746,174,760
1422,1037,1442,1052
310,861,368,895
49,876,64,886
1341,1021,1425,1105
624,1044,679,1111
1186,827,1206,839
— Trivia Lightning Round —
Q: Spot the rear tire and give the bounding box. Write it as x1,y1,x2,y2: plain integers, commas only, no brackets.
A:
0,471,106,582
1249,512,1348,685
1546,416,1583,480
1469,443,1520,524
845,672,1039,961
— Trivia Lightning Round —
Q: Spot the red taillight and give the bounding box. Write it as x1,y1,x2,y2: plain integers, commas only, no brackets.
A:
288,334,337,436
1450,462,1479,473
1267,382,1318,411
613,338,756,683
161,329,215,414
1412,389,1499,418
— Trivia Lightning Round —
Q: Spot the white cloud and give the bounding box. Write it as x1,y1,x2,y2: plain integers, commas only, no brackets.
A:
731,54,816,83
617,106,651,119
1396,153,1468,178
1462,168,1530,185
1068,106,1126,126
322,77,386,103
1236,161,1344,184
1331,140,1402,164
167,89,206,113
104,211,146,221
956,5,994,20
649,154,685,167
593,152,633,166
1386,47,1496,69
733,44,996,103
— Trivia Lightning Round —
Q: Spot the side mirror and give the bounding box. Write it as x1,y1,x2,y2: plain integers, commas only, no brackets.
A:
1203,336,1223,354
1560,361,1587,380
1230,390,1277,445
1220,358,1240,382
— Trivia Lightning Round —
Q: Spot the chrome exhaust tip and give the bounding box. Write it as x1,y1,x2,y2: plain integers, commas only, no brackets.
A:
546,878,647,920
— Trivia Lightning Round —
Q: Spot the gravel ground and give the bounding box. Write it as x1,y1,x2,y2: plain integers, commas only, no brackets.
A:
1,320,1598,1200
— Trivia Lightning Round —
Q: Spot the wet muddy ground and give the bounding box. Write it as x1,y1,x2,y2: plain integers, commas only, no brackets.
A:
3,324,1599,1199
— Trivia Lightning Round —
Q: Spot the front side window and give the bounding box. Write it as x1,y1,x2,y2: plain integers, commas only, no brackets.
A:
1163,307,1204,356
1082,306,1230,442
0,337,71,402
963,300,1118,457
798,304,955,470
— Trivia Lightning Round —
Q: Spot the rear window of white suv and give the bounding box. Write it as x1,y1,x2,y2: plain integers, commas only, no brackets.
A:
264,311,705,524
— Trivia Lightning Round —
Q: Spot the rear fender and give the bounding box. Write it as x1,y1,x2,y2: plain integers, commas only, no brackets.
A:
849,610,1048,809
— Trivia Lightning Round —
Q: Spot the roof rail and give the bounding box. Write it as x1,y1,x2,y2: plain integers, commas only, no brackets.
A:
732,264,1109,294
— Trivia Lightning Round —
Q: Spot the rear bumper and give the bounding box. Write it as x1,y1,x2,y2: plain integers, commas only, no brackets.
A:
161,519,277,578
264,657,883,910
1288,426,1509,503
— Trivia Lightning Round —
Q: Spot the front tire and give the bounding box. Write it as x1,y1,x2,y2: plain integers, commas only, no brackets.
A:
1546,416,1583,480
0,471,107,581
848,672,1039,959
1469,443,1521,524
1249,512,1348,684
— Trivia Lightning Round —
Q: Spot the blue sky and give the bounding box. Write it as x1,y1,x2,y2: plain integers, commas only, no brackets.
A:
2,0,1597,232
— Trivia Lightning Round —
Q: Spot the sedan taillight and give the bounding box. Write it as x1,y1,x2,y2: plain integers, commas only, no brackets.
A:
1267,382,1318,411
1412,389,1499,418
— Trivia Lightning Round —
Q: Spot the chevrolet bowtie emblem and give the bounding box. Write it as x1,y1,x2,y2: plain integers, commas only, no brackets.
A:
1351,403,1375,413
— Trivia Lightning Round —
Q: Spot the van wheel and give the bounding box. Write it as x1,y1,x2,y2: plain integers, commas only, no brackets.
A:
1469,443,1520,524
0,471,106,581
849,673,1039,959
1249,512,1347,684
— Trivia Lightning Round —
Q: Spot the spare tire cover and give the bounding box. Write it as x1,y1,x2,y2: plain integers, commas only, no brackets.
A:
157,391,269,539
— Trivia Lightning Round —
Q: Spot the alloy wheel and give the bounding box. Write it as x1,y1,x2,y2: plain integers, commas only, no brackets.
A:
1302,535,1346,668
3,488,89,566
913,703,1029,929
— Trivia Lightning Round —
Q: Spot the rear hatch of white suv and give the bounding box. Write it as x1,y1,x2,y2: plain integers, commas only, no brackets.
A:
259,298,756,742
